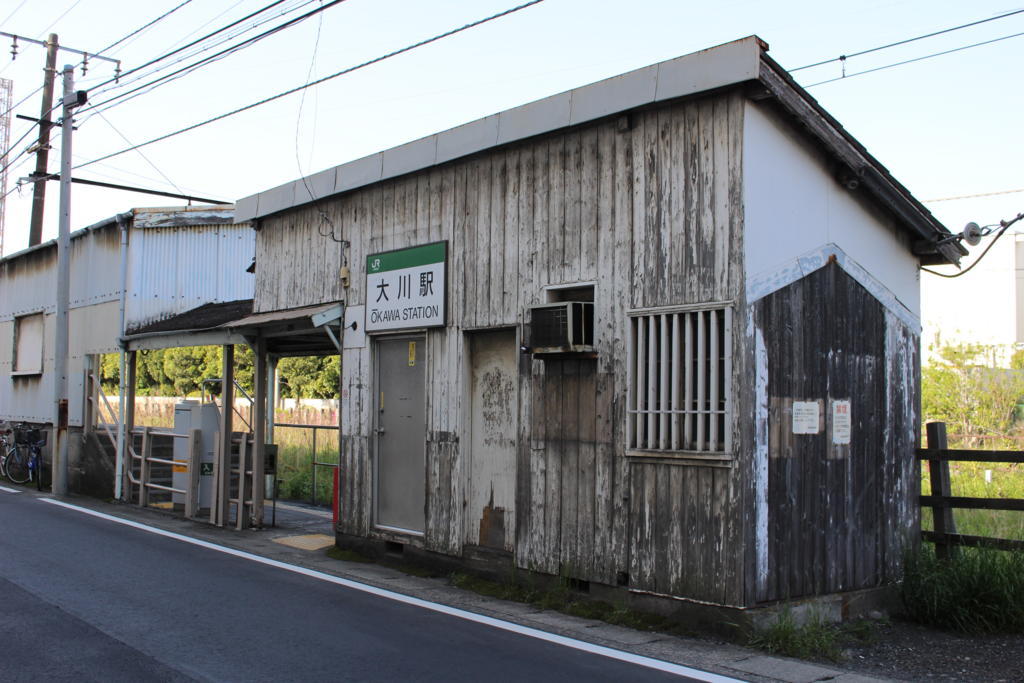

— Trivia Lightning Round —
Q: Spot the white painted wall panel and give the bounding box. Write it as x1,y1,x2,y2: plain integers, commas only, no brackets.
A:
742,101,920,318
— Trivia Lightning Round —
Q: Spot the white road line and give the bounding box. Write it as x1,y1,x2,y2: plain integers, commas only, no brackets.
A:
0,485,21,493
40,498,740,682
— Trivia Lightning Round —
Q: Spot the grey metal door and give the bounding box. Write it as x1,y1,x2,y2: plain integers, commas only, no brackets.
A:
375,336,426,533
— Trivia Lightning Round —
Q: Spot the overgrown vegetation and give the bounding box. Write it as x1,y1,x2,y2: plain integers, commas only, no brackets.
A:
273,425,339,505
447,572,694,635
747,611,883,662
922,341,1024,449
748,611,843,661
921,341,1024,542
901,545,1024,634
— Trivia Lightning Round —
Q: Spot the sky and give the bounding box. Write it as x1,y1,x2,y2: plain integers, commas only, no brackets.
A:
0,0,1021,278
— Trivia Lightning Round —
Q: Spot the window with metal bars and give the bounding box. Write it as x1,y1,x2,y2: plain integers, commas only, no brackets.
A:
627,306,732,453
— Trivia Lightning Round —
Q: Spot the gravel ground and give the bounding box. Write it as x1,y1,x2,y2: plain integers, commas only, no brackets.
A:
830,619,1024,682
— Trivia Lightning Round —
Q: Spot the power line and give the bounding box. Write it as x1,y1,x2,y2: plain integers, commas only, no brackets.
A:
1,0,30,26
87,0,291,93
33,172,229,204
36,0,85,39
78,1,319,123
74,0,547,171
95,108,186,197
925,187,1024,203
94,0,196,57
792,7,1024,72
85,0,340,113
804,29,1024,87
0,3,303,163
294,1,340,242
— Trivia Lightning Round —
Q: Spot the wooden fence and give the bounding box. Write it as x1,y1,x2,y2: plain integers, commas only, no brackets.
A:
918,421,1024,557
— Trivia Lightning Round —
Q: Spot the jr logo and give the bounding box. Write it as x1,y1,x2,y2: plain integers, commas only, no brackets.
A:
371,258,382,271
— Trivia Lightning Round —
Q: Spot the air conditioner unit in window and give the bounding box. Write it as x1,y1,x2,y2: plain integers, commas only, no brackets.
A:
529,301,594,355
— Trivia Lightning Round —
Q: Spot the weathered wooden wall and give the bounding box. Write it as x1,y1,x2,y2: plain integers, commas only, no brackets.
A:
261,91,749,605
253,203,345,313
753,262,918,601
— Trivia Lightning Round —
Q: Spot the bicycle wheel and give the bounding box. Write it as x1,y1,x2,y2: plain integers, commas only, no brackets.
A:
5,445,31,484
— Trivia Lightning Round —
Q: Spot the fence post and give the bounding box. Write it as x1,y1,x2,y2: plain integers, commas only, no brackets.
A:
185,428,201,519
139,426,151,508
236,433,249,530
311,426,318,507
926,421,958,559
210,435,222,526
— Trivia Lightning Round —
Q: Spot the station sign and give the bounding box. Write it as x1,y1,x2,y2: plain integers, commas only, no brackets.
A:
365,241,447,332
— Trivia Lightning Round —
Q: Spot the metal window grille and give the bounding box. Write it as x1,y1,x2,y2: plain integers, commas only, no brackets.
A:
627,307,732,453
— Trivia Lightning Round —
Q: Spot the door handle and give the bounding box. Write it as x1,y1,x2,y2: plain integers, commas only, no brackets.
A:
375,428,386,436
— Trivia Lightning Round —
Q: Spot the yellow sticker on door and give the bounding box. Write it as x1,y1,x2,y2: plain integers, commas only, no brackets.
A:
408,341,417,366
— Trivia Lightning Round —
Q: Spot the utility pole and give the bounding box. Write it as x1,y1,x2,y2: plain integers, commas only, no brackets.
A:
53,64,86,497
28,33,58,247
0,30,119,248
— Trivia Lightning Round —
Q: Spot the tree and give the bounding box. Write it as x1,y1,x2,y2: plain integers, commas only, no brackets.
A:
277,356,340,399
922,342,1024,448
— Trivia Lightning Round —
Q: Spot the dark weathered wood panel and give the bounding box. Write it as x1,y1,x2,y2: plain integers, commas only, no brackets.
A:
755,262,917,601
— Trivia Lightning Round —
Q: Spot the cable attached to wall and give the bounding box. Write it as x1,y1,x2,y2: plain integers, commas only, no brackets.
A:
921,211,1023,278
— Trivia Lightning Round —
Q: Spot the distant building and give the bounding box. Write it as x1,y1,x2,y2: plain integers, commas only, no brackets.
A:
921,231,1024,365
0,206,253,495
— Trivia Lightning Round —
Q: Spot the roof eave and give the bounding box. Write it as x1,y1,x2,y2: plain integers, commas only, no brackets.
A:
755,55,964,266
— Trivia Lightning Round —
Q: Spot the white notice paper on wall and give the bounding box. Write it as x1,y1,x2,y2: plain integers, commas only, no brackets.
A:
792,401,820,435
832,400,851,445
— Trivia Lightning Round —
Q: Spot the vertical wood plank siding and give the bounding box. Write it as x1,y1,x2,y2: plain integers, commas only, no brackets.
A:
754,262,917,601
257,92,748,605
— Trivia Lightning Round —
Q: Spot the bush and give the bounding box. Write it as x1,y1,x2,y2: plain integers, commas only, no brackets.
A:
748,610,841,661
901,545,1024,633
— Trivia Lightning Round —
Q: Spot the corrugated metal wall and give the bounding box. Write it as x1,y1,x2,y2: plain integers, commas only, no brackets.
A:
0,247,57,319
0,217,254,425
0,227,123,424
125,223,254,330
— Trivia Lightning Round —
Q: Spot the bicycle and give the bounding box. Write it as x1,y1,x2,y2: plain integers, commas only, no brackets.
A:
0,426,15,481
2,424,44,485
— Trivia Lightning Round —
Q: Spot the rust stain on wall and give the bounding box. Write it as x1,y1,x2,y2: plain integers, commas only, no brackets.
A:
478,486,507,549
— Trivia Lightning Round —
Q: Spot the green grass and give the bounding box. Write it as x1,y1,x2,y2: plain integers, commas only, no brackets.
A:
901,545,1024,633
747,611,885,662
274,443,336,505
920,461,1024,541
447,572,693,636
325,547,373,563
748,610,843,661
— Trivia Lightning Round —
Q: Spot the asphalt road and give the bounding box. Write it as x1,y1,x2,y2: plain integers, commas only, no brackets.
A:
0,489,725,682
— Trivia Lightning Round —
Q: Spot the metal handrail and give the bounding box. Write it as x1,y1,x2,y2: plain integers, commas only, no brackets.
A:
201,377,253,432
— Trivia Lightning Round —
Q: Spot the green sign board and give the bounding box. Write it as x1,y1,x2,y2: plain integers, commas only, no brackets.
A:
366,241,447,331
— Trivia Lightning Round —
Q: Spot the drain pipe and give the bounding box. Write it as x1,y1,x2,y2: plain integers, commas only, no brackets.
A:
113,211,132,501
